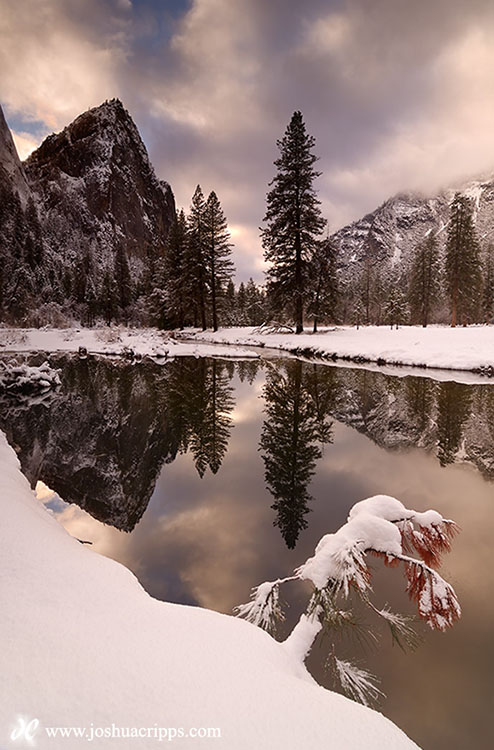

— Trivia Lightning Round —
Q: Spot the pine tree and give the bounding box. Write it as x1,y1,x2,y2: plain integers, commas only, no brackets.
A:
408,233,441,327
307,239,339,332
187,185,208,330
204,191,234,331
262,111,326,333
384,287,407,329
165,209,188,329
101,267,117,326
482,245,494,325
114,243,132,321
244,278,266,325
236,281,247,325
445,193,481,327
224,279,236,325
84,276,98,327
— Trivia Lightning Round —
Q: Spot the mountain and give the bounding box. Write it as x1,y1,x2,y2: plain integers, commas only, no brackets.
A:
330,177,494,279
0,99,176,325
25,98,175,264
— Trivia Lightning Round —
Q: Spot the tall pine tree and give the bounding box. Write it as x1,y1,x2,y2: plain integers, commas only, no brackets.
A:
307,238,339,332
204,191,234,332
408,233,441,327
187,185,208,330
445,193,481,327
165,209,188,329
262,112,326,333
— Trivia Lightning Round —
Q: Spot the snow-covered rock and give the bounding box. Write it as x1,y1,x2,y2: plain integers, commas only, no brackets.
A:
0,360,61,395
0,431,419,749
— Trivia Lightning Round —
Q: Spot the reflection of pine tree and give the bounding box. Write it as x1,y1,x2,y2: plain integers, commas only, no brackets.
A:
189,360,235,477
437,382,473,465
237,359,261,385
260,360,333,548
304,364,339,443
404,376,437,436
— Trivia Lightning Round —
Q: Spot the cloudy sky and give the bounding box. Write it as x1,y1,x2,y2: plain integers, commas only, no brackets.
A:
2,0,494,279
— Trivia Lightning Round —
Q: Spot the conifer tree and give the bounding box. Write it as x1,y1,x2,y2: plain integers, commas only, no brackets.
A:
384,287,407,329
482,245,494,325
165,209,188,329
114,243,132,321
408,233,441,327
445,193,481,327
187,185,208,330
101,268,117,326
262,111,326,333
307,239,339,332
244,278,266,325
204,191,234,331
236,282,247,325
224,279,236,325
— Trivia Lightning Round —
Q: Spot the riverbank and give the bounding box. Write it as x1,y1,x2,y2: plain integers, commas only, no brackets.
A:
191,324,494,378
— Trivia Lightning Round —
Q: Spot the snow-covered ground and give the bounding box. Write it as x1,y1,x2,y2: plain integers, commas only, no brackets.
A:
191,325,494,380
0,432,419,749
4,324,494,383
0,327,261,361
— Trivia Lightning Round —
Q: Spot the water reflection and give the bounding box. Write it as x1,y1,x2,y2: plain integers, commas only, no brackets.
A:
2,354,494,749
2,355,494,540
260,361,336,547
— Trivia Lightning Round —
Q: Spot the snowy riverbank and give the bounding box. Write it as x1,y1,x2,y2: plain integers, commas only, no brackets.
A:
0,431,419,749
0,327,261,361
191,325,494,379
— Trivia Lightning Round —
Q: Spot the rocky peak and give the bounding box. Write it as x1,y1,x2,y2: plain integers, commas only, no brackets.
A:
0,103,30,205
25,98,175,262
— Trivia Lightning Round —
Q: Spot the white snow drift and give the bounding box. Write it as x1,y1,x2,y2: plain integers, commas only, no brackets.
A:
0,432,420,749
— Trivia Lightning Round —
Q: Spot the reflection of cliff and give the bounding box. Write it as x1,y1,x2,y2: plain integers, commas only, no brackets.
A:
327,368,494,480
0,356,236,531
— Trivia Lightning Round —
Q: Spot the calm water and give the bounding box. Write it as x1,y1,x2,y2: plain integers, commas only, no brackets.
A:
2,353,494,750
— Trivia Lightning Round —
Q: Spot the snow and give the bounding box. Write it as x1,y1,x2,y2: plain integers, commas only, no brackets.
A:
0,327,261,362
0,360,61,394
0,432,420,749
190,325,494,382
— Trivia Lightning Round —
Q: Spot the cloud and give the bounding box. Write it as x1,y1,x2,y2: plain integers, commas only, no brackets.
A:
3,0,494,277
11,130,40,161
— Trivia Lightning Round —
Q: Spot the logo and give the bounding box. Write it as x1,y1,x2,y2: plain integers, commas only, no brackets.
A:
10,717,40,744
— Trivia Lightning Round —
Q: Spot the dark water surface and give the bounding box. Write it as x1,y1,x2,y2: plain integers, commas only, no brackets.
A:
2,353,494,750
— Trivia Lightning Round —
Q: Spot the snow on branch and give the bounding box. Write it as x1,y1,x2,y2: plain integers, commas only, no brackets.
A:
234,577,294,634
331,657,384,707
235,494,461,703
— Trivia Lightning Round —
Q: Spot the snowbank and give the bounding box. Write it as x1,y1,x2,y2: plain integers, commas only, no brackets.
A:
0,327,260,361
191,325,494,381
0,432,419,749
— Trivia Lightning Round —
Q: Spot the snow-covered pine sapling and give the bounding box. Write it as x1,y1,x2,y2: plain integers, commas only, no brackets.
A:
234,494,460,706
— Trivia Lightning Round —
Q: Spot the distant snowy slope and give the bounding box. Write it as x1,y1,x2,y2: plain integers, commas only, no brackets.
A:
331,176,494,279
0,430,419,749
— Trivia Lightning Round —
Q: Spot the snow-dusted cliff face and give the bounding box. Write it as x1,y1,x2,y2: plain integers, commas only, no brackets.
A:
0,104,30,206
25,98,175,263
331,178,494,277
